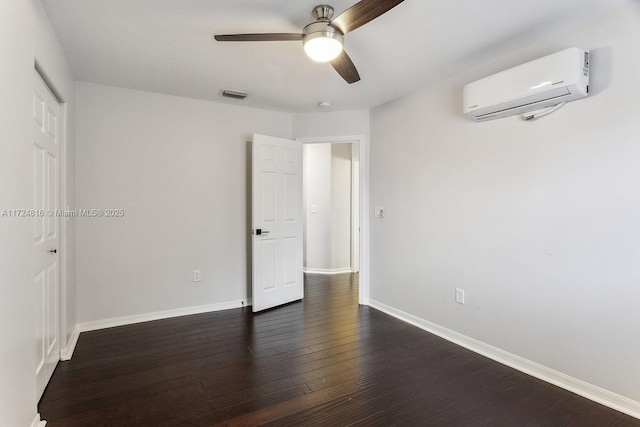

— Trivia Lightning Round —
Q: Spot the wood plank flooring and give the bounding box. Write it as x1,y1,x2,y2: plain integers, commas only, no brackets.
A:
39,273,639,426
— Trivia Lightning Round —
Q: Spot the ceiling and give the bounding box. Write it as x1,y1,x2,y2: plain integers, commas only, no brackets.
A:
42,0,632,113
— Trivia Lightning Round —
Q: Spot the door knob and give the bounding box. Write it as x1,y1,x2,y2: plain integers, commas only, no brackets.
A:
49,249,57,254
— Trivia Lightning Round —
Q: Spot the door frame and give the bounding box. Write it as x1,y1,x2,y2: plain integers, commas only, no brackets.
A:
296,135,369,305
34,65,69,360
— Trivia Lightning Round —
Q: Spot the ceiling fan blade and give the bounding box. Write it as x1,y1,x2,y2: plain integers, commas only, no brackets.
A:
330,50,361,84
214,33,303,42
331,0,404,34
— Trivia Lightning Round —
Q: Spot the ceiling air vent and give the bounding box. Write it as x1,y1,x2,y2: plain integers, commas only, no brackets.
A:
220,89,248,100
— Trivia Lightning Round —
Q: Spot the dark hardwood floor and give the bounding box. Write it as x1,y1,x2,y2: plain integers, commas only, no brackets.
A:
40,273,639,426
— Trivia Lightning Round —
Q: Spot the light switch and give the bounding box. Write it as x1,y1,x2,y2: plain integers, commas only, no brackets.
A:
374,207,384,218
311,204,317,214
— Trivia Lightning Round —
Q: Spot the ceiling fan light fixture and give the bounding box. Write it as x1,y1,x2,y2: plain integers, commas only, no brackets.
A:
213,1,406,83
302,22,343,62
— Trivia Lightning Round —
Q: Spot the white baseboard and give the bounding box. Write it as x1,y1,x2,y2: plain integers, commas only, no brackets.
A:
78,299,249,333
303,267,353,275
368,299,640,420
31,413,46,427
59,299,251,360
60,325,80,361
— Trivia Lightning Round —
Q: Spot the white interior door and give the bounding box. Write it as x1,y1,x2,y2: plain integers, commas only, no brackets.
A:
33,70,60,399
252,134,303,312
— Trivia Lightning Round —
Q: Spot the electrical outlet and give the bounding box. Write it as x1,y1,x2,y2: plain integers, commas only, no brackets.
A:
455,288,465,304
193,270,201,282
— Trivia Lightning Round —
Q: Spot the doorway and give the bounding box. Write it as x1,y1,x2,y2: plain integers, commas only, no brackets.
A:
299,136,365,303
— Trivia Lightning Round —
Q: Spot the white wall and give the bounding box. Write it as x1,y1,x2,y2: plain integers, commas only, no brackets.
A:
330,143,352,270
73,107,367,323
303,143,352,272
75,83,291,323
0,0,76,425
369,3,640,406
293,110,370,140
304,143,332,270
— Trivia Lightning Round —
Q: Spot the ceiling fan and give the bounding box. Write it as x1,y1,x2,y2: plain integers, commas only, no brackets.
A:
214,0,405,84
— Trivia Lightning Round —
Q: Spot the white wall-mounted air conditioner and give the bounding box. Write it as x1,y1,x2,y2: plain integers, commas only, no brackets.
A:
463,47,590,121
